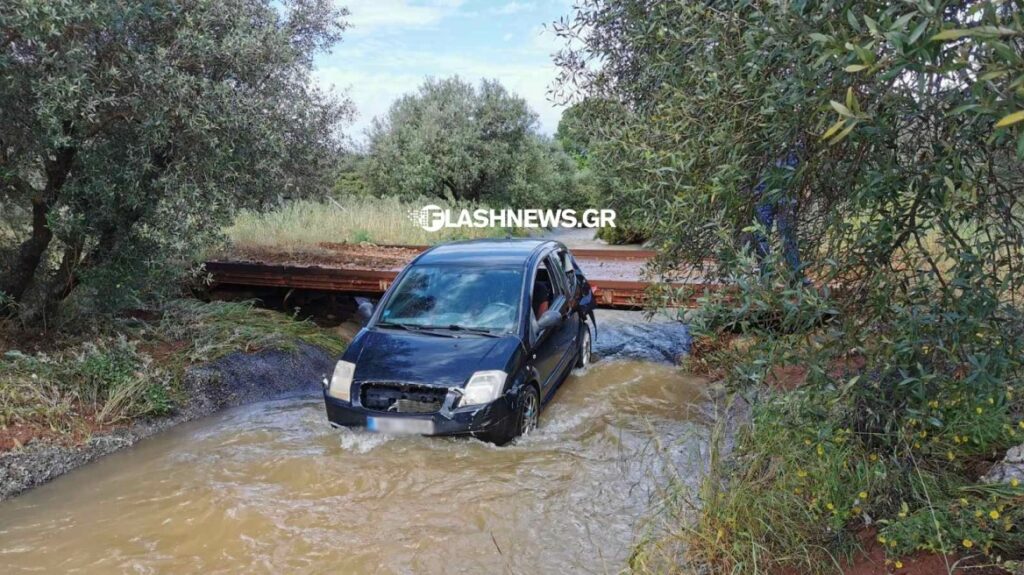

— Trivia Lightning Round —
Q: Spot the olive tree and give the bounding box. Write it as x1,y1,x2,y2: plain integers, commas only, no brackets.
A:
554,0,1024,565
0,0,351,321
555,0,1024,282
554,0,1024,454
364,76,576,207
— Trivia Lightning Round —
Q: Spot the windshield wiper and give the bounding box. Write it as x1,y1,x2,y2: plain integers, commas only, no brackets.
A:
441,325,503,338
377,321,459,337
376,321,420,331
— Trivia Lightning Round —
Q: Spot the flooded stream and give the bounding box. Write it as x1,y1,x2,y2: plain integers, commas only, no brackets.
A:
0,313,707,574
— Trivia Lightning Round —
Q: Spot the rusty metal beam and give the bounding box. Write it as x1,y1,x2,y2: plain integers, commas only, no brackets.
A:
204,260,704,309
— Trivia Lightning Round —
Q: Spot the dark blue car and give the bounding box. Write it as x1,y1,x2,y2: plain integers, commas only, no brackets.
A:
323,239,596,445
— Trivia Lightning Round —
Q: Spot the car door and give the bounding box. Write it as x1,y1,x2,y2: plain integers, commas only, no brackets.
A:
544,252,580,388
529,256,564,392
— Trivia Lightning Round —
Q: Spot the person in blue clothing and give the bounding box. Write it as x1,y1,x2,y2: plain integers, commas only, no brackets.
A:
751,149,805,281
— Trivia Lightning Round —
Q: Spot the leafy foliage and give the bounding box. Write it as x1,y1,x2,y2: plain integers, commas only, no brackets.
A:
364,77,580,208
0,0,351,322
554,0,1024,570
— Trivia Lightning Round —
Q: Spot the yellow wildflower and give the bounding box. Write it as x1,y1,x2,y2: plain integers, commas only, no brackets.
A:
877,535,887,544
817,444,824,456
826,502,835,511
976,407,983,414
895,560,904,569
797,469,808,478
1011,478,1019,488
869,453,878,462
990,510,1000,520
962,538,974,548
858,491,868,500
947,451,956,461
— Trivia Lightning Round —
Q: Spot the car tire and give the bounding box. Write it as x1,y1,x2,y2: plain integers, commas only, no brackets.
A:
486,384,540,446
575,321,592,368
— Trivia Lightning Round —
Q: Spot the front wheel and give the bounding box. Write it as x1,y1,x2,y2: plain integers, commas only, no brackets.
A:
484,384,539,446
575,321,592,368
517,385,540,438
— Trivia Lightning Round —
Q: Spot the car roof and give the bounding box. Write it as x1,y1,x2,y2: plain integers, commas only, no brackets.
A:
414,238,560,267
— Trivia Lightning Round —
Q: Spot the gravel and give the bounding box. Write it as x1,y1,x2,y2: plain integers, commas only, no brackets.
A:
0,343,338,501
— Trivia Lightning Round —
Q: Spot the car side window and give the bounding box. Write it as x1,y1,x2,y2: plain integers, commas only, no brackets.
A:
531,259,555,320
546,254,568,296
559,250,577,294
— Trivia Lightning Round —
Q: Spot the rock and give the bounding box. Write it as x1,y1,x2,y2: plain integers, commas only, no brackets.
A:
982,444,1024,484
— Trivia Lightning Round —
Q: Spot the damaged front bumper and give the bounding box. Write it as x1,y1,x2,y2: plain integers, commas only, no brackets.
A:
323,392,516,440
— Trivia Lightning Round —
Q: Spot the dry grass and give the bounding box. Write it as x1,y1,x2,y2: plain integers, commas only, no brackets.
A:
224,196,520,251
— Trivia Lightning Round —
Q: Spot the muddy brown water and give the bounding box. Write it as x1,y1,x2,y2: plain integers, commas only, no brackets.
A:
0,318,707,574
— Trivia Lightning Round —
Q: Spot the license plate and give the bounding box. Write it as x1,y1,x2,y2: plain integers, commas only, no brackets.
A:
366,416,434,435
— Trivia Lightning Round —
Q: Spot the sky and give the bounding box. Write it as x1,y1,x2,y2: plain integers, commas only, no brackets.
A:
315,0,574,144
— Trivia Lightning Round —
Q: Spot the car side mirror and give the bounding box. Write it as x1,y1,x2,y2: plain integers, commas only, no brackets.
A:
536,308,562,331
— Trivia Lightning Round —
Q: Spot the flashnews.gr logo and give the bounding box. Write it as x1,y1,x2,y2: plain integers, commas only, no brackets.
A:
407,205,616,232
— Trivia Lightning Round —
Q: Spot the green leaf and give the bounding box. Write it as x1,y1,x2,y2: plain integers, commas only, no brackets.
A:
845,64,868,73
931,26,1019,42
995,110,1024,128
846,87,861,114
809,32,831,43
821,118,847,140
931,28,973,41
950,103,980,115
846,10,861,32
908,20,929,43
891,13,914,32
864,15,879,36
979,70,1008,81
830,120,859,144
830,100,854,117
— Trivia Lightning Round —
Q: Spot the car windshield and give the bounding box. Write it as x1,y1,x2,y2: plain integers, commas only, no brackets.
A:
377,265,522,333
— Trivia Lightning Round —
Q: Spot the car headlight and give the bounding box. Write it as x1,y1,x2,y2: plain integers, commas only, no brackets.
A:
327,360,355,401
460,370,507,407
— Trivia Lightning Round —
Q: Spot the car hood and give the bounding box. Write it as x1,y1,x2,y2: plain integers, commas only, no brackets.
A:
351,328,522,387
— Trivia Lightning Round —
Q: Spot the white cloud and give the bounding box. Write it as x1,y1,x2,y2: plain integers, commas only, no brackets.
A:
340,0,465,34
494,2,536,15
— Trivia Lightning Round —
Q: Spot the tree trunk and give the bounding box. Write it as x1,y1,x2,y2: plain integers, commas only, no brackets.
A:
0,146,76,304
38,241,84,322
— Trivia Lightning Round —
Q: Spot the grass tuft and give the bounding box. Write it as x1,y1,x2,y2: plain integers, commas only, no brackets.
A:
0,299,346,443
